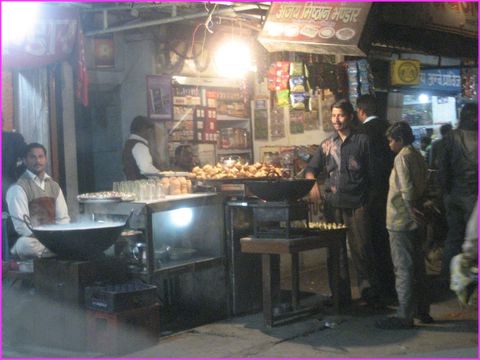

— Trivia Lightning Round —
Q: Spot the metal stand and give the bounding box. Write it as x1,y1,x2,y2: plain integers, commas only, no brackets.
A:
240,232,344,327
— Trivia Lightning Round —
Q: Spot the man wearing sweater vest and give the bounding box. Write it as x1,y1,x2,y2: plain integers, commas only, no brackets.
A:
6,143,70,259
122,115,162,180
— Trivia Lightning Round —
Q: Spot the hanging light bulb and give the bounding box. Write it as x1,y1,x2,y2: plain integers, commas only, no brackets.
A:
2,2,39,46
214,37,255,78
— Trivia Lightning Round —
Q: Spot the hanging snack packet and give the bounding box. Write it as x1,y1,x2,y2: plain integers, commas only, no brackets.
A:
290,62,304,76
267,64,278,92
276,74,290,90
290,92,307,110
276,90,290,107
289,76,306,92
276,61,290,75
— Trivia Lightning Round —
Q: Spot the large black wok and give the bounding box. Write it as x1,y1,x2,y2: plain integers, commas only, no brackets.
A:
245,179,316,202
24,214,132,260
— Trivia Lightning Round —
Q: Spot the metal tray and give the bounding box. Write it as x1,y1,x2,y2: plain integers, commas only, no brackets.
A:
77,198,123,204
194,177,273,184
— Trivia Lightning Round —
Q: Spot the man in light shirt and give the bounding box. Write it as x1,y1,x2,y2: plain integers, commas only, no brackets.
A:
122,115,162,180
6,143,70,259
376,122,432,329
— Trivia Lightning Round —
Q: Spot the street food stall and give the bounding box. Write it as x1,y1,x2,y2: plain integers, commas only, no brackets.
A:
2,1,477,356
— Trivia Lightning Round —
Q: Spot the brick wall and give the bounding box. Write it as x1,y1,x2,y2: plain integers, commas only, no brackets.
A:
2,70,14,130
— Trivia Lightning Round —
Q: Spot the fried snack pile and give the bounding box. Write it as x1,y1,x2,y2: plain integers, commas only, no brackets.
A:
309,222,347,230
160,176,192,195
192,162,284,180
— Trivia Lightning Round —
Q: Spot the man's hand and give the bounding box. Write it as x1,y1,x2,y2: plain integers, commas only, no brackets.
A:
423,199,441,216
413,199,441,226
308,182,322,203
412,206,427,227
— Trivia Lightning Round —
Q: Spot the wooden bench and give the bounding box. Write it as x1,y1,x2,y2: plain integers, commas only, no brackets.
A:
240,231,345,327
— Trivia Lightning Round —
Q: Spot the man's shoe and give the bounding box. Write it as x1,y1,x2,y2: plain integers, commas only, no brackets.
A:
415,314,434,324
375,317,414,330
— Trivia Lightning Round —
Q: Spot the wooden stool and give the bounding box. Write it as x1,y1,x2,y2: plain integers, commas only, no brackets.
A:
2,267,34,289
240,231,345,327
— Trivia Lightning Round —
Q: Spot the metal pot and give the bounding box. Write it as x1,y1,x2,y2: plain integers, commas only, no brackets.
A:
24,212,133,260
245,179,316,202
132,242,147,265
116,229,145,261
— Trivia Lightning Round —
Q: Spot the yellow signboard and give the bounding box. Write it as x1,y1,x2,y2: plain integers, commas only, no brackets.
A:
390,60,421,85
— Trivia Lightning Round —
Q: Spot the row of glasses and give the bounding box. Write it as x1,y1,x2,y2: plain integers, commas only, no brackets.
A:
113,179,166,201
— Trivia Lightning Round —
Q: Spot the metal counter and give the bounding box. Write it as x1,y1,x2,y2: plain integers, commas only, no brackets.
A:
81,193,228,320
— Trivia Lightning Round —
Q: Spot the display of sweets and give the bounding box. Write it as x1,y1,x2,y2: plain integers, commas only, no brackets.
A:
309,222,347,230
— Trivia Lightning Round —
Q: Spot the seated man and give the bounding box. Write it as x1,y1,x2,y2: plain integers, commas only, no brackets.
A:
6,143,70,259
172,144,198,172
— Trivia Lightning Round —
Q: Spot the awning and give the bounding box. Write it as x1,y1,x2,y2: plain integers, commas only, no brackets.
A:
371,2,477,59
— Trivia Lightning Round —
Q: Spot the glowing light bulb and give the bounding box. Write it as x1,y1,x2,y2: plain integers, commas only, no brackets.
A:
214,39,253,78
418,94,429,104
2,2,39,46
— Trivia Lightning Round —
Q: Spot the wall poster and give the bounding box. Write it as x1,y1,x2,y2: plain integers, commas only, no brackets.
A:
304,110,319,131
254,109,268,140
146,75,172,120
304,96,320,130
253,98,269,140
289,110,305,134
270,106,285,138
94,36,115,68
320,90,336,132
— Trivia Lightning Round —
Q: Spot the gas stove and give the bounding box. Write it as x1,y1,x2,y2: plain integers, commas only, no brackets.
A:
250,200,310,238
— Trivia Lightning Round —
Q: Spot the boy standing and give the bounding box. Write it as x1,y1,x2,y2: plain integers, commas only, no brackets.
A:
376,122,433,329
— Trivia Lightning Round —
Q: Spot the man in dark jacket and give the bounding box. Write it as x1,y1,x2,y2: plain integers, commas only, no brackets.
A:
438,102,478,281
356,94,396,300
306,99,381,306
122,116,162,180
2,130,27,206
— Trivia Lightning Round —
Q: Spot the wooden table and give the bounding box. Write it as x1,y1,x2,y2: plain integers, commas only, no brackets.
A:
240,230,345,327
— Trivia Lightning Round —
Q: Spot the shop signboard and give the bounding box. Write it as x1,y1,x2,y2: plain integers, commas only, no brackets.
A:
415,69,461,92
391,66,462,92
257,2,372,56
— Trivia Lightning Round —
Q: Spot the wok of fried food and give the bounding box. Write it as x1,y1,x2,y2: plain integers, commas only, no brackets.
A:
191,161,284,180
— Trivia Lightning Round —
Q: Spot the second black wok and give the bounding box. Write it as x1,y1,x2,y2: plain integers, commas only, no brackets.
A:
245,179,316,202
